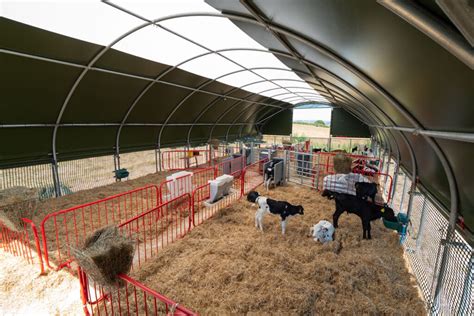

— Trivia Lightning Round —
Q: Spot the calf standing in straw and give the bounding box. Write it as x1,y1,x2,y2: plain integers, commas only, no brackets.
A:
247,191,304,234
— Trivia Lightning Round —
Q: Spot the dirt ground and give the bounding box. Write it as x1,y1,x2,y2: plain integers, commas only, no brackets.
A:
126,183,426,315
292,124,330,138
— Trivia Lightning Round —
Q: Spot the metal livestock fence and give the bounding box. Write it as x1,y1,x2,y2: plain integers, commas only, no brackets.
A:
0,218,45,274
40,185,159,271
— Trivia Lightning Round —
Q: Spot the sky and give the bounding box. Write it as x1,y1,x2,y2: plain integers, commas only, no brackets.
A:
293,108,332,122
2,0,330,105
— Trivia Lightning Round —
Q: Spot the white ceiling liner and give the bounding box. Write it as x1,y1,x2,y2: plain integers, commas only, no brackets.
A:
2,0,329,105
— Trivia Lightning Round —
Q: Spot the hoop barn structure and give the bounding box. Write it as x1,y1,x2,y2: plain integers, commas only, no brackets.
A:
1,1,473,315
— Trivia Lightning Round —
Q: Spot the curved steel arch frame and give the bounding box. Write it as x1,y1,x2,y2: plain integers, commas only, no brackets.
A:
186,78,330,144
240,3,460,293
237,2,457,243
54,10,457,287
184,78,331,145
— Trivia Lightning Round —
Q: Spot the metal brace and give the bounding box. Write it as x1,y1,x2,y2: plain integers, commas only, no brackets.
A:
169,303,179,314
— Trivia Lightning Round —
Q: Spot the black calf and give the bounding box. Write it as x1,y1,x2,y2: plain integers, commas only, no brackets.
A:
322,190,395,239
355,182,377,203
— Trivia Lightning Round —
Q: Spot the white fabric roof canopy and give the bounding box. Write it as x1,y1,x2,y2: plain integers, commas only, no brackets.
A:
2,0,329,105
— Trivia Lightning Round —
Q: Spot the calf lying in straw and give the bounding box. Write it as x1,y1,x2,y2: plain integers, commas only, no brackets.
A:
247,191,304,234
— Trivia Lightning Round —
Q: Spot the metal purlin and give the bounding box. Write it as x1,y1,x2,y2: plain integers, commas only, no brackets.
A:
103,0,315,105
154,66,324,152
239,0,338,105
191,78,333,144
49,11,319,194
238,1,459,303
182,76,330,140
210,48,397,138
184,79,333,145
0,49,293,112
186,75,334,144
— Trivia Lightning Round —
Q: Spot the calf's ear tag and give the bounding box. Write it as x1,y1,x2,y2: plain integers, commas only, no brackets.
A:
381,208,385,213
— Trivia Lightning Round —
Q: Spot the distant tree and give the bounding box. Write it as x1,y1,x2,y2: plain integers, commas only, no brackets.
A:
314,120,327,127
292,133,307,143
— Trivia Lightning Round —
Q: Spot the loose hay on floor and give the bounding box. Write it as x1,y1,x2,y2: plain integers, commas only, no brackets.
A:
131,184,425,315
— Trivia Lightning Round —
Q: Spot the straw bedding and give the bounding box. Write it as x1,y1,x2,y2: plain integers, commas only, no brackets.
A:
130,184,425,315
0,187,39,231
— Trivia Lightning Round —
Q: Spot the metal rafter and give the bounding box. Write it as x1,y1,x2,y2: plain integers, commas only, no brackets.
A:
240,0,338,104
104,0,314,104
185,78,332,144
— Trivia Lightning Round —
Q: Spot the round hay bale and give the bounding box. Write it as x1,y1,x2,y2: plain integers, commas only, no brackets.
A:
333,154,352,174
209,138,220,150
71,226,135,288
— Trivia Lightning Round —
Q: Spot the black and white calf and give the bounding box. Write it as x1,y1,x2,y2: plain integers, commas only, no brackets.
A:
264,160,276,191
247,191,304,234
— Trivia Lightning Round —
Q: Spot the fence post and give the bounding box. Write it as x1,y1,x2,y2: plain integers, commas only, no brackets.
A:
458,254,473,315
156,147,161,172
113,149,121,182
399,172,408,213
327,137,332,151
315,153,321,190
389,155,400,208
416,196,428,250
51,158,61,197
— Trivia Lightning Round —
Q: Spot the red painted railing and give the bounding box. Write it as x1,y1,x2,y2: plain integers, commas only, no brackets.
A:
191,169,243,227
242,158,268,195
0,218,45,274
78,268,196,316
161,149,212,171
119,193,192,271
40,185,159,270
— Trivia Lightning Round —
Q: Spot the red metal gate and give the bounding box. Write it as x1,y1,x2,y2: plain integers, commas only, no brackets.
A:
40,185,159,270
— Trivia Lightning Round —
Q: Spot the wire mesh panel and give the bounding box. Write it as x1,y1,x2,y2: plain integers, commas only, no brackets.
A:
287,151,315,188
433,232,473,315
119,149,157,179
58,155,116,194
404,192,444,304
0,163,55,198
403,190,473,315
388,166,412,215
